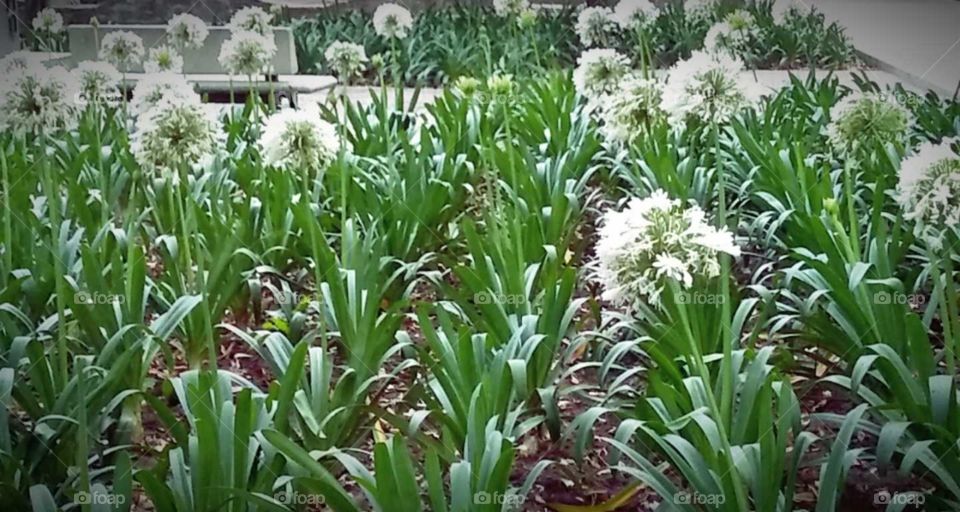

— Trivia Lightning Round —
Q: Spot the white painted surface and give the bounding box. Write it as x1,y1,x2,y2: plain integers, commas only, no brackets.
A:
805,0,960,96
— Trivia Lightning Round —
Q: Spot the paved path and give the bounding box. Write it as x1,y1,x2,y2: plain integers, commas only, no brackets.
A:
802,0,960,97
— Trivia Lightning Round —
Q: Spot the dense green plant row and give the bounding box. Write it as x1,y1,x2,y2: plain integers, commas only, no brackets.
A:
291,1,857,86
292,5,580,85
1,55,960,512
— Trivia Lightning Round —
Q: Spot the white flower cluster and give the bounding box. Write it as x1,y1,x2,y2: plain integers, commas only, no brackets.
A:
32,7,64,34
660,50,764,126
99,31,145,71
453,76,483,97
229,6,273,35
684,0,715,18
145,45,184,73
0,51,42,73
576,6,617,47
130,73,198,117
373,3,414,39
572,48,630,105
167,13,209,49
598,73,664,145
493,0,530,17
260,108,342,172
218,30,277,76
612,0,658,30
324,41,368,81
896,140,960,246
705,10,758,54
486,73,514,98
771,0,797,24
826,93,910,155
74,61,123,107
516,8,538,29
132,84,219,175
0,66,77,136
595,190,740,308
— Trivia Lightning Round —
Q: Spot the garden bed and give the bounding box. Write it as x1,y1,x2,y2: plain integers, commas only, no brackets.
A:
290,1,859,87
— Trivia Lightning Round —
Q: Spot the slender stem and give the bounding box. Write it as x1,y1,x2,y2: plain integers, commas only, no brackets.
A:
713,122,734,429
938,248,958,377
94,105,110,225
173,165,209,367
339,161,348,231
121,71,128,121
712,124,747,510
339,95,349,230
175,174,195,290
178,41,187,77
41,134,70,387
501,100,524,276
268,67,276,114
93,26,100,58
248,76,258,124
391,37,399,86
1,147,12,287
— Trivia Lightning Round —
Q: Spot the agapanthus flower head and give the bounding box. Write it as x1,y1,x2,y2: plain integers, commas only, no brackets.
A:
229,6,273,35
373,3,414,39
130,73,198,117
486,73,514,98
167,13,209,50
74,60,123,107
725,9,756,31
895,140,960,245
132,90,219,176
0,65,78,136
573,48,630,103
703,22,728,52
145,45,184,73
99,31,145,70
660,50,764,126
517,8,538,29
576,6,617,47
33,8,64,34
595,190,740,308
260,108,342,172
684,0,715,17
324,41,368,82
827,93,910,156
612,0,658,30
219,30,277,76
705,10,758,54
453,75,483,97
493,0,530,17
770,0,798,24
598,73,664,145
0,51,41,73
